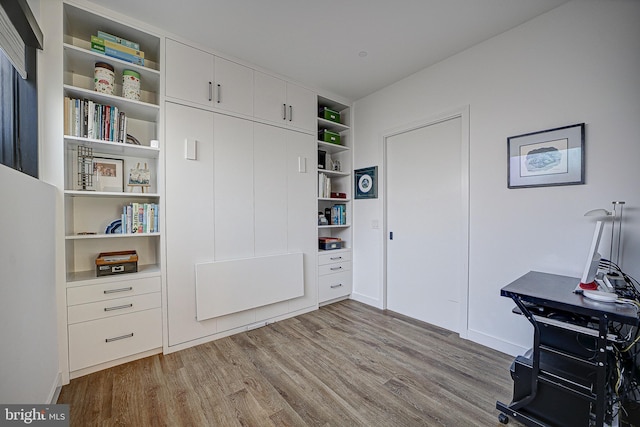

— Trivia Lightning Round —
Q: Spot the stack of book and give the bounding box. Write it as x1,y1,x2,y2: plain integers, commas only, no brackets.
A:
318,172,331,198
64,97,127,142
330,204,347,225
121,202,158,234
91,31,145,66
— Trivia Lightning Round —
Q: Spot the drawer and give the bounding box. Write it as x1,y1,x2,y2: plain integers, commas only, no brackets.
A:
319,261,352,276
67,276,161,305
68,308,162,372
318,250,352,266
67,292,161,324
319,270,352,302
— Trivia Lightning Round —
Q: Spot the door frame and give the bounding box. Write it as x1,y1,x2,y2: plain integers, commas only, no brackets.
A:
382,106,470,338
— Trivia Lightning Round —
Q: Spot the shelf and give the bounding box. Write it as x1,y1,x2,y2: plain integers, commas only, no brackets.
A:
317,140,350,154
66,232,160,240
64,43,160,90
318,197,351,202
64,136,160,159
318,224,351,229
318,117,349,133
66,264,161,286
63,85,160,122
318,169,350,178
64,189,160,198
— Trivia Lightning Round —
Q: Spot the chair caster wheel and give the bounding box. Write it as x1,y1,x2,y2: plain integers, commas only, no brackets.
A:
498,413,509,424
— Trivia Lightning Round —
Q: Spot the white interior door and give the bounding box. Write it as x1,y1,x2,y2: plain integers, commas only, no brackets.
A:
386,115,465,333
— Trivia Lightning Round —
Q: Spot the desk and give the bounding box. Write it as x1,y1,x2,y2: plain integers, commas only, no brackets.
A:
496,271,639,427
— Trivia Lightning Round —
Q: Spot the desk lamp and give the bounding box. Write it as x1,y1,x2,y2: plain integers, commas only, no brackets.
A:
584,201,625,279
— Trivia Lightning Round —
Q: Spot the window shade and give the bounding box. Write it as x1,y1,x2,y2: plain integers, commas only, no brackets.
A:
0,3,26,78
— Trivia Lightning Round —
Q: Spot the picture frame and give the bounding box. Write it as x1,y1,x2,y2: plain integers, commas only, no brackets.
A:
128,162,151,192
507,123,585,189
355,166,378,199
93,157,124,192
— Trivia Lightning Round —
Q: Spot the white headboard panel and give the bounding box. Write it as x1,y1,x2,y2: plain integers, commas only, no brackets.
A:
195,253,304,320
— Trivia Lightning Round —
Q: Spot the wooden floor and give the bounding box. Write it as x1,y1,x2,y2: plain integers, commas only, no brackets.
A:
58,300,516,426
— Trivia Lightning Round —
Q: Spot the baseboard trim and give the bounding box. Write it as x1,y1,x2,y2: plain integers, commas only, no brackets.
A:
349,292,382,309
466,329,528,357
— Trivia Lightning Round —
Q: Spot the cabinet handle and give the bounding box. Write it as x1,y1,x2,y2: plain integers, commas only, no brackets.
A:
217,83,221,103
208,82,213,101
103,286,133,294
105,333,134,343
104,303,133,312
330,266,343,271
330,284,343,289
330,256,343,260
289,105,293,122
283,103,287,120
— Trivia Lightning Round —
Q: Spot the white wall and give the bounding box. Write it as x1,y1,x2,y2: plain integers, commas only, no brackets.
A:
0,165,58,403
352,0,640,355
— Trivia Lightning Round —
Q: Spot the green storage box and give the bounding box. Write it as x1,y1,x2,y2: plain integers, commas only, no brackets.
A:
319,107,341,123
319,129,341,145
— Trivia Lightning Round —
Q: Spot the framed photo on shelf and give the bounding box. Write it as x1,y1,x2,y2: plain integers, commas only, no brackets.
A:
507,123,585,189
355,166,378,199
128,162,151,192
93,157,124,192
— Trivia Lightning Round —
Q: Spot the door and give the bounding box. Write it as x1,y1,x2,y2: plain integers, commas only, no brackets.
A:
214,56,254,116
386,116,465,333
165,38,214,107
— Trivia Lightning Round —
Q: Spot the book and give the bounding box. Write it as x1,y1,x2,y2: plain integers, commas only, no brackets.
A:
91,46,145,66
97,30,140,50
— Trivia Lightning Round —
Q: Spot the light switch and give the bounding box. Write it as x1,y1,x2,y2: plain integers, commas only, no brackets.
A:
185,138,197,160
298,156,306,173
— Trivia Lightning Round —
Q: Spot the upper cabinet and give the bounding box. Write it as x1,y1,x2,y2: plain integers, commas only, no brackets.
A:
165,38,253,116
254,71,316,133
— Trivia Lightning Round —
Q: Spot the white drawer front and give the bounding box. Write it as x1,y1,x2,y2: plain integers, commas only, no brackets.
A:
318,261,352,276
318,250,352,266
319,270,352,302
67,292,161,324
67,276,161,306
68,308,162,372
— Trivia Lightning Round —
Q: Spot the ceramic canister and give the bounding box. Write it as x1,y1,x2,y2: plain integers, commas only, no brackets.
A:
94,62,115,95
122,69,141,100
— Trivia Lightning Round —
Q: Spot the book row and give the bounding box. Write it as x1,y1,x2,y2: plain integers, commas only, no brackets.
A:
325,204,347,226
121,203,158,234
318,172,332,198
64,97,127,143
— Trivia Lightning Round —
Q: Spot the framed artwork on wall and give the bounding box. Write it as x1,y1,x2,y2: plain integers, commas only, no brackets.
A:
507,123,585,189
355,166,378,199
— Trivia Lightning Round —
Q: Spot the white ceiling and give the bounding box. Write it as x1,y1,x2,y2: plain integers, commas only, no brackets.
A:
88,0,570,101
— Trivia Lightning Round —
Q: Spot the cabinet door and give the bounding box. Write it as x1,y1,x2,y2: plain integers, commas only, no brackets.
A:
213,114,255,261
165,102,216,346
165,38,214,107
286,131,318,311
286,83,316,133
254,71,287,124
214,56,254,116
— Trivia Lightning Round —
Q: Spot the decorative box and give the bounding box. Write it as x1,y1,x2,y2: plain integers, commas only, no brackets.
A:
319,129,341,145
96,250,138,276
319,107,340,123
319,237,343,250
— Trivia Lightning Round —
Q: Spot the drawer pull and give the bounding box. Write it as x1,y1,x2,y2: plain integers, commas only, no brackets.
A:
330,256,343,260
104,286,133,294
105,333,134,343
330,266,343,271
104,303,133,312
330,284,343,289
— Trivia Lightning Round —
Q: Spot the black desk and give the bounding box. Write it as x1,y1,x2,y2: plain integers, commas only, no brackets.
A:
496,271,639,427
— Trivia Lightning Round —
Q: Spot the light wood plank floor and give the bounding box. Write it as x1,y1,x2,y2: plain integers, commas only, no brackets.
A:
58,300,516,426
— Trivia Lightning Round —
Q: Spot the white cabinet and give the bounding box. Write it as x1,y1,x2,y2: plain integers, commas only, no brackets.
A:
61,2,163,377
254,71,316,133
165,38,253,116
165,102,316,347
317,96,353,303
